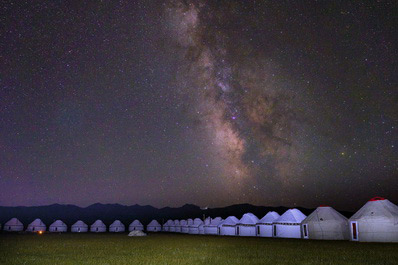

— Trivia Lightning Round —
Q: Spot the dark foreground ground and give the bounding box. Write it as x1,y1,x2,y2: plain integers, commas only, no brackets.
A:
0,233,397,265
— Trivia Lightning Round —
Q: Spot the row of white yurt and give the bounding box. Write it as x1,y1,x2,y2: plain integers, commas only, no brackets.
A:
2,218,144,233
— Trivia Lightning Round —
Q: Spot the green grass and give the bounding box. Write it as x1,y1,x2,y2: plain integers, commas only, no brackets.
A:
0,233,397,265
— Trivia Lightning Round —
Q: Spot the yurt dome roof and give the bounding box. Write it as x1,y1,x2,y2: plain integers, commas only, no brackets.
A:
259,211,280,223
238,213,259,225
274,209,306,224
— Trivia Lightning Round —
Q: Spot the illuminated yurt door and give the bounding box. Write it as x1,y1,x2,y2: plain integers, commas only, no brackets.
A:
350,221,359,241
302,224,309,239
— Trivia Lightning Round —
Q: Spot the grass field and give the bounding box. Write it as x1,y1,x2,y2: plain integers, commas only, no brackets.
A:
0,233,397,265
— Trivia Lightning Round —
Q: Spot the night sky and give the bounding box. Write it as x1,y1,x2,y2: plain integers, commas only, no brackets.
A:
1,0,397,211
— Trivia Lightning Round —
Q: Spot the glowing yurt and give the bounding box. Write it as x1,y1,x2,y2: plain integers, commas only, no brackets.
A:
348,197,398,242
26,219,46,232
236,213,259,237
198,223,205,234
173,220,180,232
90,220,106,232
170,220,178,232
180,220,188,233
129,220,144,231
71,220,88,232
3,218,24,232
189,218,203,234
147,220,161,232
256,211,280,237
109,220,125,232
204,217,223,235
49,220,67,232
163,220,174,232
273,209,306,238
301,206,349,240
218,216,239,236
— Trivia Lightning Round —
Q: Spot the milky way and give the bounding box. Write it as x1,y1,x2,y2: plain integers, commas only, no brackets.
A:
164,0,317,200
0,0,396,210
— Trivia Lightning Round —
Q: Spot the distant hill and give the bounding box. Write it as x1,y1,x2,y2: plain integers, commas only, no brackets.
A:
0,203,353,229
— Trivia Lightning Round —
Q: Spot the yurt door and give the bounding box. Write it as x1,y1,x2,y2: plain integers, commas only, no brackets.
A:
350,221,359,241
302,224,309,239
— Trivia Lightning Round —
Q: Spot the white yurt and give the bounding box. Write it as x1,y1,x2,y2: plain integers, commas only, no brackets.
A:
204,217,223,235
109,220,125,232
198,223,205,234
180,220,188,233
273,209,306,238
256,211,280,237
189,218,204,234
90,220,106,232
129,220,144,231
147,220,161,232
302,205,349,240
182,219,193,233
236,213,259,237
170,220,178,232
26,219,46,232
162,221,169,232
3,218,24,232
163,220,174,232
71,220,88,232
49,220,67,232
167,219,175,232
348,197,398,242
218,216,239,236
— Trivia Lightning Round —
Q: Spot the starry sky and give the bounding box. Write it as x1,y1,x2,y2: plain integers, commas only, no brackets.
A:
0,0,397,211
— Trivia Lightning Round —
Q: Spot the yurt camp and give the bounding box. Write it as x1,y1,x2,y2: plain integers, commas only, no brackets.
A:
236,213,259,237
129,220,144,231
109,220,125,232
257,211,280,237
174,220,181,232
273,209,306,238
3,218,24,232
146,220,161,232
348,197,398,242
218,216,239,236
26,219,46,232
49,220,67,232
301,205,349,240
90,220,106,232
204,217,223,235
71,221,88,233
189,218,203,234
180,219,189,233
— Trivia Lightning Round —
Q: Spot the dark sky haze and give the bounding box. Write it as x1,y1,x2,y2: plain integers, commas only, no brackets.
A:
1,0,397,211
